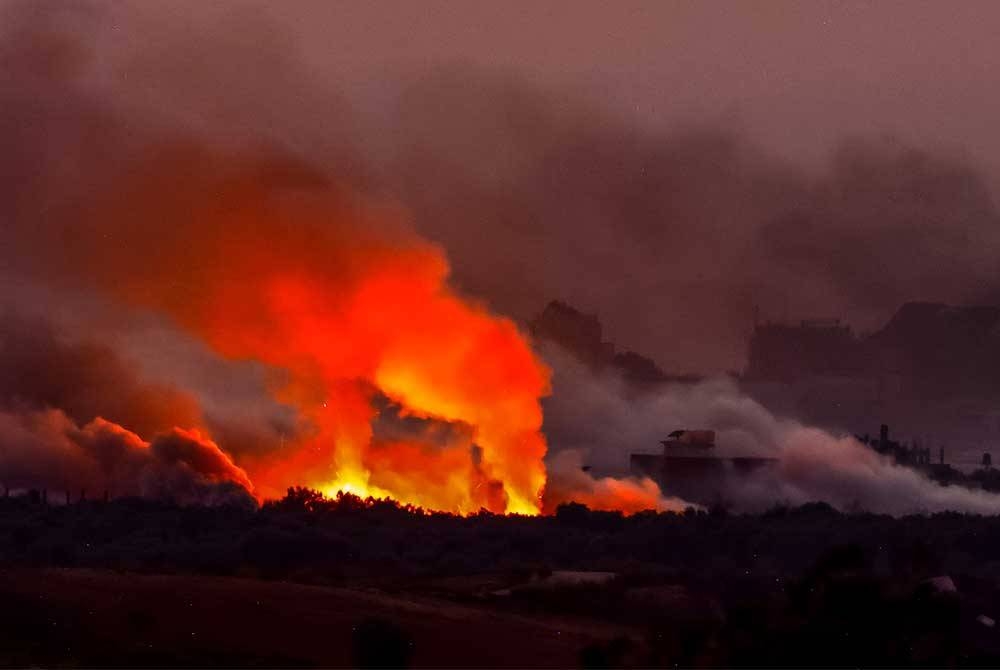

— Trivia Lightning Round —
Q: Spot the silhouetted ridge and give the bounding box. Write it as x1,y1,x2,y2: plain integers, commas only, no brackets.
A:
530,300,701,385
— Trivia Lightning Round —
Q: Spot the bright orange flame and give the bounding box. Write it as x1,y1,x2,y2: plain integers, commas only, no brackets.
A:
74,148,670,515
84,150,549,513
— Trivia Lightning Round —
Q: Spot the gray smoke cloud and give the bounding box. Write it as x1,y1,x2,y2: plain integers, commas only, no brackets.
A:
5,1,1000,377
387,71,1000,373
540,343,1000,515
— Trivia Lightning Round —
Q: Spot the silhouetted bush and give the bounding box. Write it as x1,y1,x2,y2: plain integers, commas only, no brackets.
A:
352,617,413,668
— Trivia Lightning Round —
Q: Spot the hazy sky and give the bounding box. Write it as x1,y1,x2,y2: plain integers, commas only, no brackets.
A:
103,1,1000,173
11,0,1000,372
246,1,1000,176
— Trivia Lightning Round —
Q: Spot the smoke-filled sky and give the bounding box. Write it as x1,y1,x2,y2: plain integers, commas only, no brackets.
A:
25,0,998,373
259,0,1000,169
3,0,1000,514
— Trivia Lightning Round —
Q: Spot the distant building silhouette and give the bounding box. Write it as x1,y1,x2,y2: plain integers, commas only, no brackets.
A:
857,423,932,467
745,302,1000,390
743,302,1000,458
530,300,702,385
745,318,860,381
631,429,776,507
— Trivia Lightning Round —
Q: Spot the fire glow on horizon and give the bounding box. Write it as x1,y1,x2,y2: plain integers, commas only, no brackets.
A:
52,148,668,516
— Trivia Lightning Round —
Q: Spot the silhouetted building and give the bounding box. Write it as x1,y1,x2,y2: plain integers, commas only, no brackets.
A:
868,302,1000,394
746,303,1000,389
856,422,971,487
631,430,776,506
743,302,1000,460
856,423,931,467
661,429,716,449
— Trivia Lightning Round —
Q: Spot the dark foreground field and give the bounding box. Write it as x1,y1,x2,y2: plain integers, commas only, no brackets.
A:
0,568,629,667
3,490,1000,666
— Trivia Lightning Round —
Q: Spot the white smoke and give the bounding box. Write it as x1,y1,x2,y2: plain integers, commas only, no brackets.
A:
541,344,1000,515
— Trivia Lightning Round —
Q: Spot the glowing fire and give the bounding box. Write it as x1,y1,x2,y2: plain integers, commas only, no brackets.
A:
70,148,667,515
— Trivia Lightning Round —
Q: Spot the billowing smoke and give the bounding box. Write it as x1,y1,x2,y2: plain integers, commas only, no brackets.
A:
0,312,201,437
6,1,1000,380
0,312,261,504
0,409,254,506
541,344,1000,515
388,70,1000,374
1,1,676,514
3,1,999,515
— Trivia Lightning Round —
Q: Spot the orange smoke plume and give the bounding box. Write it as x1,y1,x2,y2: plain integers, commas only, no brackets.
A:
0,408,253,503
68,147,548,513
542,450,689,515
48,146,672,515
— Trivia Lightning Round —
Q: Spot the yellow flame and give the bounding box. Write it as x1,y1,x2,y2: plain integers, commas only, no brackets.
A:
320,466,393,502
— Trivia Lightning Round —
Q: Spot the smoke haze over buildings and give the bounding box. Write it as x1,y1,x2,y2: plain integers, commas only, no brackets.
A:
3,0,1000,511
540,343,1000,515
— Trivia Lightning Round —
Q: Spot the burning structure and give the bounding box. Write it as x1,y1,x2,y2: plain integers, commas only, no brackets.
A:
630,429,776,507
